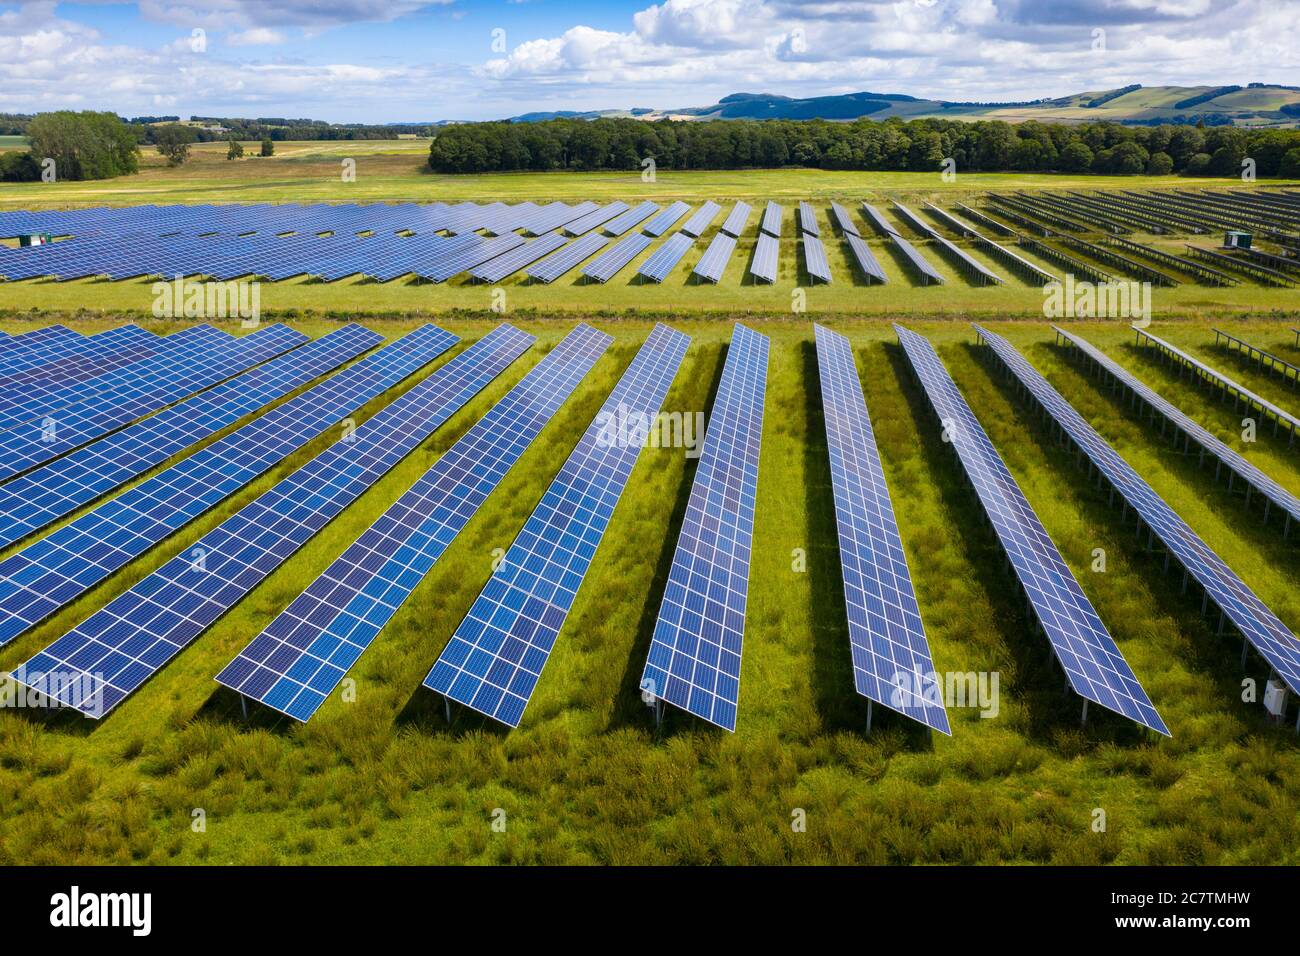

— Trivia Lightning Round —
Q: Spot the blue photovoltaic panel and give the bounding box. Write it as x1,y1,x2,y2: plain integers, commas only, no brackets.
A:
930,234,1003,285
846,234,887,284
760,201,783,238
813,324,948,734
0,325,160,404
798,201,820,236
423,323,691,727
526,232,609,283
216,324,612,721
749,234,779,284
802,234,832,284
896,324,1168,735
860,203,896,237
891,201,934,237
890,233,945,285
10,326,534,717
0,325,382,549
1055,326,1300,530
469,232,569,283
0,325,457,646
643,202,691,238
831,202,860,237
681,201,722,238
602,201,659,237
563,202,629,237
693,232,737,284
582,232,652,283
638,233,695,283
640,323,768,731
977,324,1300,708
719,202,751,238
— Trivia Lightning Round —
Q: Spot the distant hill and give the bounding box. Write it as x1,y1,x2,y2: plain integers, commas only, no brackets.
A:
506,83,1300,127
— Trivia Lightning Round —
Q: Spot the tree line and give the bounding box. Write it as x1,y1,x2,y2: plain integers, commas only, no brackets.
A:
428,116,1300,178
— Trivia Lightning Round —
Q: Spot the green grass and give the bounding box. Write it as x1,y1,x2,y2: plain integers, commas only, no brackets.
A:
0,313,1297,865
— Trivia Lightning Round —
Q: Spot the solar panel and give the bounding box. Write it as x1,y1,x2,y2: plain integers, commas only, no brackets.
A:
526,232,609,283
977,323,1300,719
813,324,948,734
602,201,659,237
1135,328,1300,445
719,202,752,238
638,233,695,283
760,201,783,238
845,234,887,284
860,203,897,237
830,202,860,237
889,233,945,285
1055,326,1300,536
801,234,832,284
563,202,629,237
0,325,383,550
216,323,612,721
798,202,820,236
0,325,309,482
469,232,570,283
693,232,737,283
9,325,535,717
896,324,1168,735
639,323,768,731
929,234,1003,285
643,202,691,238
749,234,779,284
423,322,691,727
0,325,458,647
582,232,653,283
681,201,722,238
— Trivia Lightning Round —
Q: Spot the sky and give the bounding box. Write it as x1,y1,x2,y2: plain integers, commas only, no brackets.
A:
1,0,1297,123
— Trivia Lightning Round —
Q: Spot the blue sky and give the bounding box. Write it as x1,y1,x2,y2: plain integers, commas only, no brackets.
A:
1,1,1297,122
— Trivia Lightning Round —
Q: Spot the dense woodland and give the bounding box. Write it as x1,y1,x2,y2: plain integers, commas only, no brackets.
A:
428,116,1300,178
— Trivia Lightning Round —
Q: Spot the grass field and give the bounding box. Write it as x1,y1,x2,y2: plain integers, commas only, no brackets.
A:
1,313,1298,865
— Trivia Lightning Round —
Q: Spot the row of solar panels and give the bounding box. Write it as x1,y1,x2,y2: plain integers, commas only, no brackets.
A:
3,320,1299,735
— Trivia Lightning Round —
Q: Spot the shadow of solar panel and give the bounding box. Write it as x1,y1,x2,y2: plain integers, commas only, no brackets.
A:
1055,326,1300,533
681,201,722,238
845,235,887,284
760,201,783,237
979,324,1300,712
693,233,737,283
801,234,832,284
602,201,659,237
0,324,457,647
0,325,383,550
813,324,949,734
527,232,609,283
217,323,612,722
889,233,945,285
638,233,695,283
424,323,690,728
749,234,779,284
719,202,751,238
798,201,820,236
11,325,534,717
897,324,1168,736
640,323,768,732
582,232,652,283
643,202,691,237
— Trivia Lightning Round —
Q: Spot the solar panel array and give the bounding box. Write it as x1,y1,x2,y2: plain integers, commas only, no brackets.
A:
977,323,1300,711
750,234,779,284
643,202,691,237
693,233,737,283
0,325,458,646
563,202,629,237
801,234,833,284
640,324,768,731
638,232,695,283
469,232,570,283
423,322,690,727
890,233,946,285
719,202,752,238
0,324,383,550
0,324,309,482
896,324,1168,735
1055,326,1300,536
798,202,820,236
602,201,660,237
526,232,609,284
11,325,534,717
831,203,860,237
0,325,163,405
216,324,612,721
760,201,783,237
860,203,896,237
681,201,722,238
582,232,652,283
813,324,949,733
845,234,887,284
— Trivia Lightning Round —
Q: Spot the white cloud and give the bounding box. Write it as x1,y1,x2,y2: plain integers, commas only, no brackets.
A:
226,27,285,46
